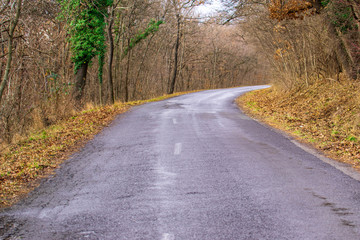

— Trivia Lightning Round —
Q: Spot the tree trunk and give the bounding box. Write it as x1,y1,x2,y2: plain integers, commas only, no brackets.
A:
212,42,218,89
124,44,131,102
132,35,153,100
168,13,181,94
0,37,13,104
0,0,22,105
73,62,88,104
348,0,360,79
107,7,115,104
326,0,360,79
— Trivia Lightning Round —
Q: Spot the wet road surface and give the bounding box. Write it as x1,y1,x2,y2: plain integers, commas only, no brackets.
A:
1,86,360,239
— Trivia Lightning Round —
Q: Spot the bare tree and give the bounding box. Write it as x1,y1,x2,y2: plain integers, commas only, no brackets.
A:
0,0,22,104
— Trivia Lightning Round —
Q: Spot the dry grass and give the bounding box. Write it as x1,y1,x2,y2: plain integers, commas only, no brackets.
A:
237,79,360,170
0,91,196,208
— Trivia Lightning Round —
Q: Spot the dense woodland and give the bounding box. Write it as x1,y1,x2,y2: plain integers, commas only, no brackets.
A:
0,0,359,144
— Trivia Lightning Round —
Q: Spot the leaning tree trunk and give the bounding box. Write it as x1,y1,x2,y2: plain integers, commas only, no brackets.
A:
73,62,88,104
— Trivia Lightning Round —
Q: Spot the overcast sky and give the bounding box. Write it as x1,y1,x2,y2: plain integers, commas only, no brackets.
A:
194,0,224,17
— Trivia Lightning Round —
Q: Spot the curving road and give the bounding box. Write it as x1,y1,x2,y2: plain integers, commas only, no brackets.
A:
1,86,360,239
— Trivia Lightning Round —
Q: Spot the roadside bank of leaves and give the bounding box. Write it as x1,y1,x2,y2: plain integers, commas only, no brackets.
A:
0,92,193,208
237,80,360,170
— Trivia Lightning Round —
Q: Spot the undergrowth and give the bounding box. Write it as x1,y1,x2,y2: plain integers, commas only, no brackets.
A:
237,79,360,170
0,91,194,208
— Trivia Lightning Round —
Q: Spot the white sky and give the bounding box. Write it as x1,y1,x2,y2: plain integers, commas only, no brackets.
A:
194,0,224,17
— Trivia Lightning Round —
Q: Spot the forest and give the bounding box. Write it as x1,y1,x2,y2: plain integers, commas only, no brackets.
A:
0,0,359,145
0,0,265,145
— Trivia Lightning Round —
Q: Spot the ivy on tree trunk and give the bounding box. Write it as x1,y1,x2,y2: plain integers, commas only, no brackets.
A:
59,0,112,104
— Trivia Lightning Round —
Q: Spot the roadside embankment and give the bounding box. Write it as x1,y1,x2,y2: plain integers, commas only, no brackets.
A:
237,80,360,171
0,92,194,208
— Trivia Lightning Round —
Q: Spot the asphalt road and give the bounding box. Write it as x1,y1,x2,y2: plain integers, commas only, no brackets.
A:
1,86,360,239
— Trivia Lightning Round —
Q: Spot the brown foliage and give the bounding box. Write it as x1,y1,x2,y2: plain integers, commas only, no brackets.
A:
266,0,359,81
269,0,319,21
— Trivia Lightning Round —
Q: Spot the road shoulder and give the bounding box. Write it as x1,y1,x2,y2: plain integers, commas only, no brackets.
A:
236,85,360,179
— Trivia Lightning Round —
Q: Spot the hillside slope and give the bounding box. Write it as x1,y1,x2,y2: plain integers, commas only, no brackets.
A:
237,80,360,170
